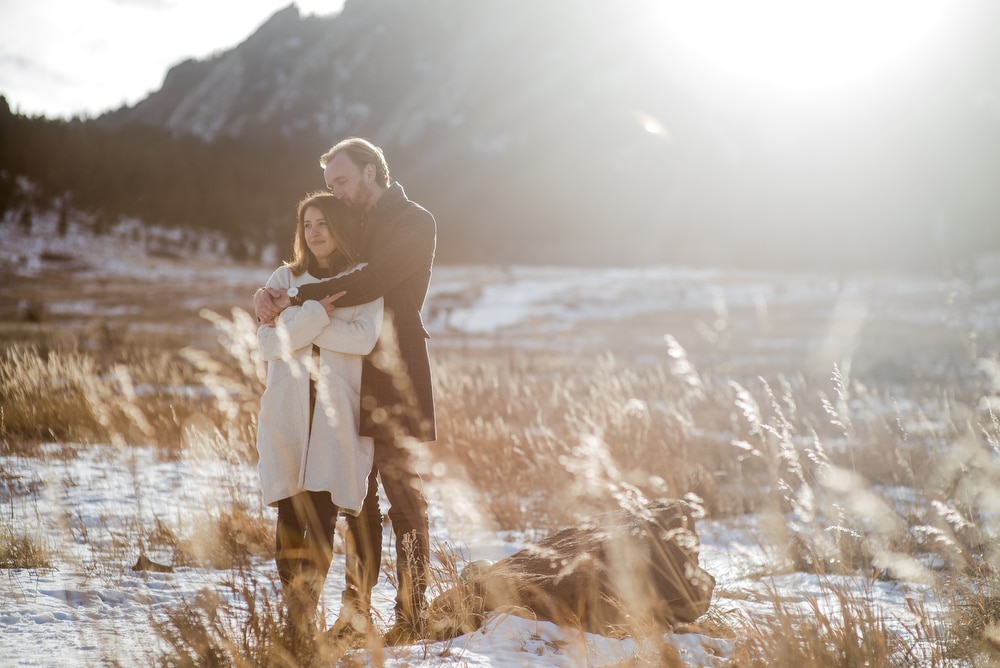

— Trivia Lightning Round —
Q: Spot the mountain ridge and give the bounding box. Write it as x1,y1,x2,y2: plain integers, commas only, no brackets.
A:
18,1,1000,270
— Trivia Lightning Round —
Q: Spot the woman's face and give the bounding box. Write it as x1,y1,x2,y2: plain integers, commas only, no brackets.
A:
302,205,338,266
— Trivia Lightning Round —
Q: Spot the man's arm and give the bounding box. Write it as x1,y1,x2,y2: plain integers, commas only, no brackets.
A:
297,209,435,307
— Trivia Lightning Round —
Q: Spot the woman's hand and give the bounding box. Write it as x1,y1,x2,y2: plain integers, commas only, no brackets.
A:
318,291,347,317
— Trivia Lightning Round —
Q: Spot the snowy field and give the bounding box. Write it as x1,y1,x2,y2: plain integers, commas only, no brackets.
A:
2,218,1000,665
1,444,741,667
0,443,955,666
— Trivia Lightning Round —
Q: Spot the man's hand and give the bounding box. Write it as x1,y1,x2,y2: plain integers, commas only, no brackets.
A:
318,291,347,317
254,287,291,324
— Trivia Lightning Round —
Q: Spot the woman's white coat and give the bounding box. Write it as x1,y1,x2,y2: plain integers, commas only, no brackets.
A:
255,263,383,515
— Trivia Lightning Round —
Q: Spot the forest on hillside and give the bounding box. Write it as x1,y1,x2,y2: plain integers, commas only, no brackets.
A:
0,97,324,261
2,81,998,273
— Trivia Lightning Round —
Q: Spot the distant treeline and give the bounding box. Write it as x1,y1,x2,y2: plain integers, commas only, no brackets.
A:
3,92,998,273
0,96,322,260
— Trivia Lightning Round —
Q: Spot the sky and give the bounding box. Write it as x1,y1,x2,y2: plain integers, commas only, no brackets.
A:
0,0,345,119
0,0,981,122
0,0,980,122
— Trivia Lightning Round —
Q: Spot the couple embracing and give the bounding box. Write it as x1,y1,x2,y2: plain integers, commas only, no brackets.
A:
253,137,436,646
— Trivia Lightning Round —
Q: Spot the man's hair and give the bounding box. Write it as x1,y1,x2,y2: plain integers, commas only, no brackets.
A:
319,137,391,188
286,191,362,276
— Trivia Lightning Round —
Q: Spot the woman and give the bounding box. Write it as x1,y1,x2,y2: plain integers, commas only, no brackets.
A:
256,192,383,633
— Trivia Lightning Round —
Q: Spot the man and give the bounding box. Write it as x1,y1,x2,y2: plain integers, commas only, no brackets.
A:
255,137,436,644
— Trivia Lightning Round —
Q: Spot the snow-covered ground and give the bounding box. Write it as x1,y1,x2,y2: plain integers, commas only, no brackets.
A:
0,445,943,666
2,218,999,665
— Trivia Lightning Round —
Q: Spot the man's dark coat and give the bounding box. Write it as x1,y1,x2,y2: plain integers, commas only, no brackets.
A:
297,183,436,442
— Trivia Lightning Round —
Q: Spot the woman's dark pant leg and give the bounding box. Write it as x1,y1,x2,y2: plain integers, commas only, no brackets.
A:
275,491,339,626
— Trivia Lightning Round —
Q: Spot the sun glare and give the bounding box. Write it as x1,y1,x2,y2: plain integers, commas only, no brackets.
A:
656,0,955,97
633,110,672,140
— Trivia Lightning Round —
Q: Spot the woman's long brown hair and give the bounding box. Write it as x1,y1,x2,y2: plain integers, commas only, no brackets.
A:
286,191,361,277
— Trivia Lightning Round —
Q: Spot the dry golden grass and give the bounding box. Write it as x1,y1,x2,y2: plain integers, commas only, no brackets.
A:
0,526,51,569
153,573,357,668
730,581,929,666
948,574,1000,664
0,310,264,458
170,503,274,571
0,344,105,445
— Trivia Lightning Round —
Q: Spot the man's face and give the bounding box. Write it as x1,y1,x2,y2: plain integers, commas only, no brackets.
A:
324,152,373,211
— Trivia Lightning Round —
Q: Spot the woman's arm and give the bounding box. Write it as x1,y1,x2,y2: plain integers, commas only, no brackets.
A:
256,267,330,361
311,298,384,356
257,301,330,361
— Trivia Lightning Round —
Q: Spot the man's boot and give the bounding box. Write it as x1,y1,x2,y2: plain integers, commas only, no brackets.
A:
383,533,429,646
